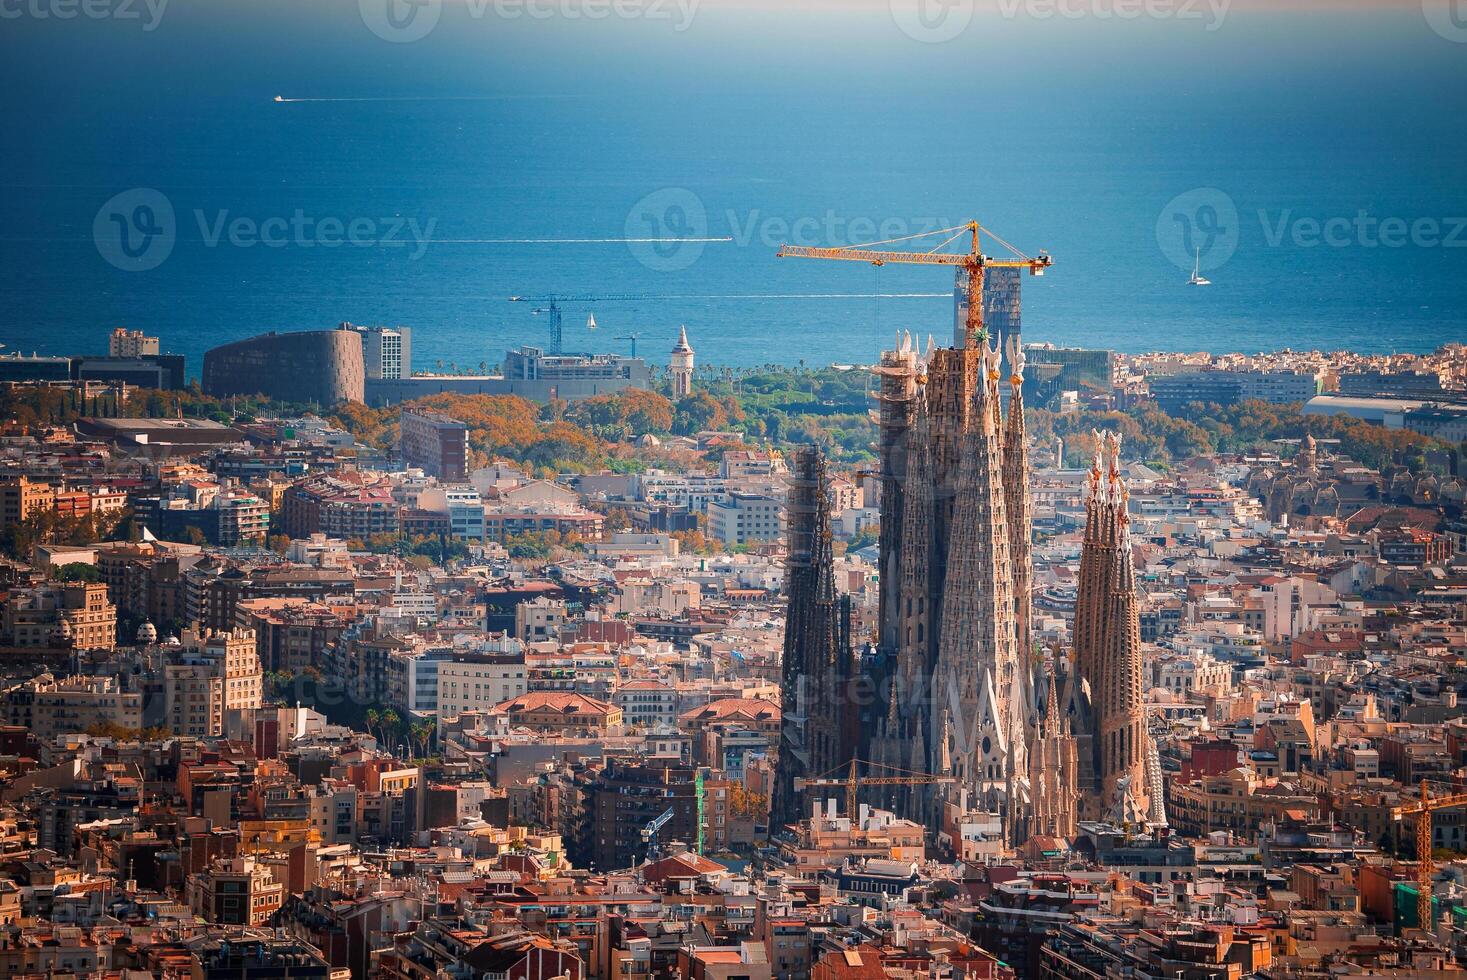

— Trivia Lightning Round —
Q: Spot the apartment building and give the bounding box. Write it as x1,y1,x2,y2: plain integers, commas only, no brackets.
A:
707,492,785,547
0,581,116,651
435,653,528,724
163,628,263,737
0,674,143,740
186,856,285,926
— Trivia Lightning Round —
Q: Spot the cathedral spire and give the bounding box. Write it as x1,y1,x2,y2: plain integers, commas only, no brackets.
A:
774,448,856,825
1002,332,1035,689
931,342,1026,829
1070,430,1163,827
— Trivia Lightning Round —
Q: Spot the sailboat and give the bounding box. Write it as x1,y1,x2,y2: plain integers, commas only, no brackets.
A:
587,313,597,331
1188,248,1211,286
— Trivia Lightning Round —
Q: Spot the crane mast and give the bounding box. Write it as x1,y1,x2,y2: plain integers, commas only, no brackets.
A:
1396,780,1467,931
509,293,667,354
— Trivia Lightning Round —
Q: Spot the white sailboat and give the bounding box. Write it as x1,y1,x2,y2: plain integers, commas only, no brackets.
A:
587,313,597,331
1188,248,1211,286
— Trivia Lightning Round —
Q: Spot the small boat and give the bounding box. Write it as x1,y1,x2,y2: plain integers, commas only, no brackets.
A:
587,313,597,331
1188,248,1211,286
274,95,284,102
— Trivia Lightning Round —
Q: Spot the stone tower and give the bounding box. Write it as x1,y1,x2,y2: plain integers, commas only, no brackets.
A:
1002,333,1036,729
669,326,695,399
1069,432,1165,826
930,338,1027,826
773,447,856,826
1029,663,1079,839
870,326,1040,839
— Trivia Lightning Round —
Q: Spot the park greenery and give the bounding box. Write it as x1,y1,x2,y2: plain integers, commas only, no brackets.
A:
2,366,1454,487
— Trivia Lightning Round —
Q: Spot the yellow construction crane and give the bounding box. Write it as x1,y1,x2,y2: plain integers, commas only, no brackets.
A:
1396,779,1467,930
777,220,1052,349
794,758,956,818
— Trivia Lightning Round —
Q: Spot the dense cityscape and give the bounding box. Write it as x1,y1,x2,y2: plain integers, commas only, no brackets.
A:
4,0,1466,971
0,255,1464,978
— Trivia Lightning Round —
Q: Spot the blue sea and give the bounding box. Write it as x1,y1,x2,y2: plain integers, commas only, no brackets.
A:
2,0,1465,376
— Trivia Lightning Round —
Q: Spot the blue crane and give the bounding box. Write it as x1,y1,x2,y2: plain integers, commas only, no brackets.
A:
640,806,676,860
508,294,661,354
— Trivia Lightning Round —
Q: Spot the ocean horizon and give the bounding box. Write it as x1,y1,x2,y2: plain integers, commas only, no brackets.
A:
3,1,1465,376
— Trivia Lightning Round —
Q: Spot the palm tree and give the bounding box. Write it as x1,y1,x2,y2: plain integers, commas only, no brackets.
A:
365,708,380,746
411,720,433,760
381,709,401,755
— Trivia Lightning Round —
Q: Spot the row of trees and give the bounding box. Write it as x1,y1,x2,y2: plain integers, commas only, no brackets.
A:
0,381,313,429
0,507,132,560
364,708,436,761
1032,399,1452,472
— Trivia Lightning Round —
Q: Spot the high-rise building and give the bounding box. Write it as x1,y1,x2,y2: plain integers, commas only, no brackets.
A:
348,323,413,380
953,267,1022,349
399,408,469,481
588,759,705,871
669,325,695,399
772,448,857,828
108,327,160,358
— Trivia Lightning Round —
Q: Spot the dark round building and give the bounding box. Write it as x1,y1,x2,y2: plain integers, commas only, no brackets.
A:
202,328,365,405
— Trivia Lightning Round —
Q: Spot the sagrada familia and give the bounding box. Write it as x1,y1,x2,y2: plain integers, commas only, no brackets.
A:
775,270,1167,847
